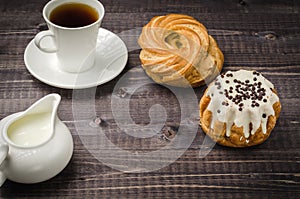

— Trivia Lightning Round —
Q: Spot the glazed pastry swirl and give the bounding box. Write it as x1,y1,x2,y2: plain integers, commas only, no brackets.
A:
138,14,224,87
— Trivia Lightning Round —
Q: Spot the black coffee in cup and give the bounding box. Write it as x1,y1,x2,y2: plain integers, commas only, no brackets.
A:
49,3,99,28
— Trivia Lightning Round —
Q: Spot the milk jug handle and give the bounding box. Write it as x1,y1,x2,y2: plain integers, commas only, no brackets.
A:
0,143,8,187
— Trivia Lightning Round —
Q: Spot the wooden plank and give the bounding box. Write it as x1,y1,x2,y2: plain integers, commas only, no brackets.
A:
0,0,299,198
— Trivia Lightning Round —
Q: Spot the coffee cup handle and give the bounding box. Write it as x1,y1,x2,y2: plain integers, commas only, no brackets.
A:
34,30,58,53
0,143,8,187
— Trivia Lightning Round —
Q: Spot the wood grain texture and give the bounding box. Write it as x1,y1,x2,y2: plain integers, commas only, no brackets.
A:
0,0,299,198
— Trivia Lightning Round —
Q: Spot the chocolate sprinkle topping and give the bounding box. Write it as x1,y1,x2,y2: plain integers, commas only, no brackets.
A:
215,71,269,110
206,70,279,138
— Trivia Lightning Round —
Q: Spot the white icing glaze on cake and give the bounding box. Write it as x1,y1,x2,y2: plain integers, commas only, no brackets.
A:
206,69,279,138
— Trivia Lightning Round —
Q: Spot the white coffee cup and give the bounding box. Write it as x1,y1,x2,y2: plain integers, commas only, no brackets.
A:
34,0,105,73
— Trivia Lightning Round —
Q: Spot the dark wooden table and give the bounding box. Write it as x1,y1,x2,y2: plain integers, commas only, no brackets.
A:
0,0,299,198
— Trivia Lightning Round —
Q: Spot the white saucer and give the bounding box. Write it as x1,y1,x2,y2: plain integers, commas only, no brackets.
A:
24,28,128,89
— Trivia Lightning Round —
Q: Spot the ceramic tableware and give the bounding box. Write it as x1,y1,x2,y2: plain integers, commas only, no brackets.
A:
24,28,128,89
34,0,105,73
0,94,73,186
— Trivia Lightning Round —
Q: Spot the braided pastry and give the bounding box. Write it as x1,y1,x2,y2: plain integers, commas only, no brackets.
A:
138,14,224,87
